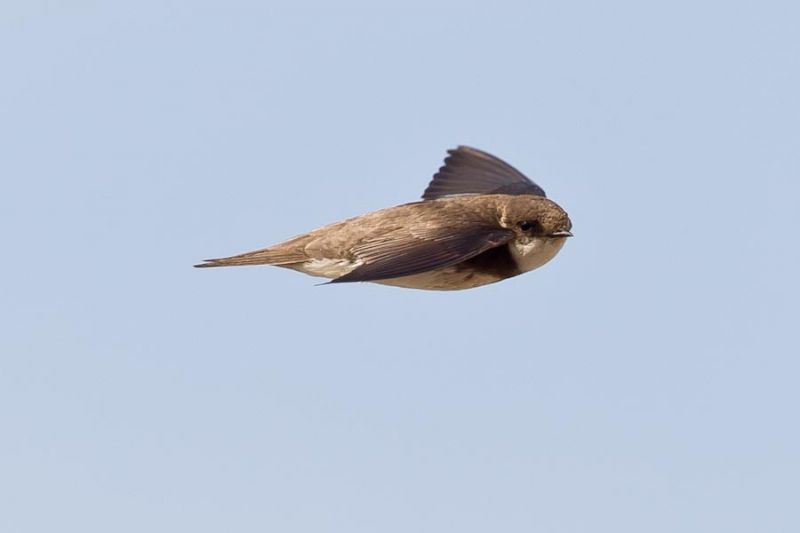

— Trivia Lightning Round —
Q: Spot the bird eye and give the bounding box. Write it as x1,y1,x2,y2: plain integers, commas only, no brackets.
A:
518,220,537,231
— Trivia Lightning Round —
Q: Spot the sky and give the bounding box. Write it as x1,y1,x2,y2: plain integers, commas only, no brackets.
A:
1,1,799,532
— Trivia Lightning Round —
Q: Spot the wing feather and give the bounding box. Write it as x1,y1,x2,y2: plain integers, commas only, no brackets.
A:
330,225,513,283
422,146,546,200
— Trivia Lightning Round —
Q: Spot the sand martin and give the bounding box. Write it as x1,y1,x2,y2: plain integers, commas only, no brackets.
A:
195,146,572,290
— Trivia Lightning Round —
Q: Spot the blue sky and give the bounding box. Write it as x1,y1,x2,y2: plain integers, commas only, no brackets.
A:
2,1,799,532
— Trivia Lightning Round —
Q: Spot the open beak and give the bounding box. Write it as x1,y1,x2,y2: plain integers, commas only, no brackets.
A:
549,230,573,238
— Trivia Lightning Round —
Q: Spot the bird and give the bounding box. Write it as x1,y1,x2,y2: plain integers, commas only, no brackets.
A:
195,146,572,290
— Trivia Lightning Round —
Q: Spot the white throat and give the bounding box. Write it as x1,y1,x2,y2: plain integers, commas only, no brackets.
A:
509,237,566,273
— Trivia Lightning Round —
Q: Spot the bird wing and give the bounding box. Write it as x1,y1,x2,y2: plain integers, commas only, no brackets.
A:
422,146,546,200
329,223,513,283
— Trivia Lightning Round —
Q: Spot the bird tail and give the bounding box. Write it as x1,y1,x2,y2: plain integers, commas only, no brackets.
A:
194,245,305,268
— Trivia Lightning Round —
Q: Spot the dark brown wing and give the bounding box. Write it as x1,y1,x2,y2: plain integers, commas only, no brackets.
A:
422,146,546,200
329,225,513,283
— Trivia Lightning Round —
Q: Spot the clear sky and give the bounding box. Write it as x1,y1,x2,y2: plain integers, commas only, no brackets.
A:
2,1,799,532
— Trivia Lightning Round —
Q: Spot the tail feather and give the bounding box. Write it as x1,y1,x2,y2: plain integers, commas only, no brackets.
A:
194,246,305,268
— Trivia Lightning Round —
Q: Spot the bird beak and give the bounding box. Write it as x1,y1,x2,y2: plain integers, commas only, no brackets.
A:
549,230,573,238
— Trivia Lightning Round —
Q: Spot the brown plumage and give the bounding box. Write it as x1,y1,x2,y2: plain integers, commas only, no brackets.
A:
196,146,572,290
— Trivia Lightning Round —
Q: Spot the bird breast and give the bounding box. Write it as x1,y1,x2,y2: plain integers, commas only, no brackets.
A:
509,237,566,273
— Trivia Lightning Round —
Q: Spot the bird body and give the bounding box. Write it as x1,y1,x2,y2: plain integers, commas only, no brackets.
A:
196,147,572,291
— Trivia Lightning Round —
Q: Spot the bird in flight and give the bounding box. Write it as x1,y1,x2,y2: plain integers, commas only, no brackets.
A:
195,146,572,290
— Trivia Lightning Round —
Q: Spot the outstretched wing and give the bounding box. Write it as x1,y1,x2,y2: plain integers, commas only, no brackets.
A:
422,146,546,200
330,224,513,283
